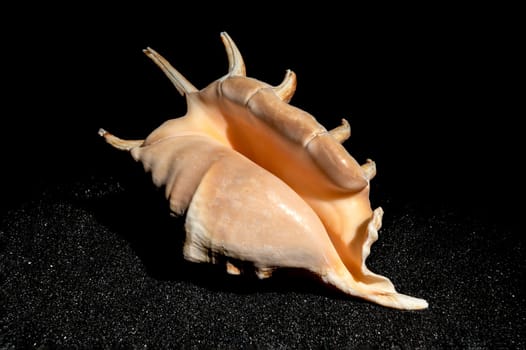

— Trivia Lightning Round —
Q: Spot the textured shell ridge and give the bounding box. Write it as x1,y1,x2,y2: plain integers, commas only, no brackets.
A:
98,32,428,310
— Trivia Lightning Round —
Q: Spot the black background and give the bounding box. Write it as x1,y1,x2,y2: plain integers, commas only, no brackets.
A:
1,4,519,222
1,3,522,348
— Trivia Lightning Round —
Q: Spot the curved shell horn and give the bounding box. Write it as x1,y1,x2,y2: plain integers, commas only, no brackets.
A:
329,118,350,143
273,69,297,103
143,47,198,96
221,31,246,77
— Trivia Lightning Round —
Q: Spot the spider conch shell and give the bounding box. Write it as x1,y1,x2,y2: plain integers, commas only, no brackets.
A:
99,32,428,310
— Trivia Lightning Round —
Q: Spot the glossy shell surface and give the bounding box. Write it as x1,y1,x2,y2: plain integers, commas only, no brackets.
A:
99,32,428,310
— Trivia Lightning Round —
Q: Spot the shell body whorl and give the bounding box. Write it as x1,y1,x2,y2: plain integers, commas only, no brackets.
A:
99,32,428,310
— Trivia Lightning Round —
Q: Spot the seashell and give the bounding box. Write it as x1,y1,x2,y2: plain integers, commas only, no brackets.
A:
99,32,428,310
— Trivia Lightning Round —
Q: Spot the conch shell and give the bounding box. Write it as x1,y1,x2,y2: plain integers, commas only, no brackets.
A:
99,32,428,310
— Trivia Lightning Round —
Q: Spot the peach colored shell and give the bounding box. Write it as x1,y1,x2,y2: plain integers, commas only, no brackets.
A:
99,32,427,310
